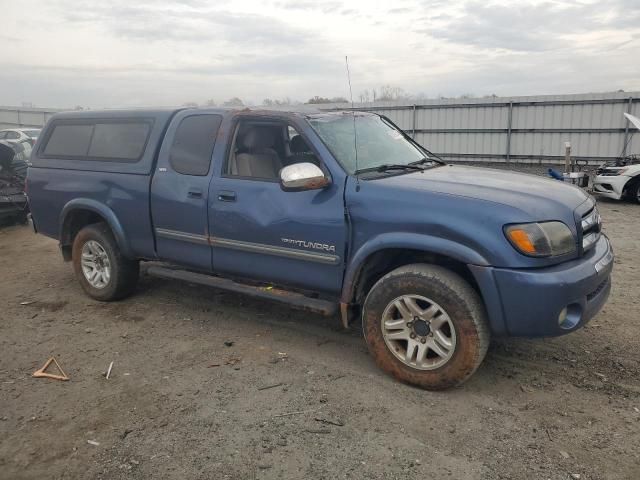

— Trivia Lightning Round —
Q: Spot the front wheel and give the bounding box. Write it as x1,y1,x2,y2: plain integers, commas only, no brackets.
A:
627,179,640,204
362,264,490,390
72,223,139,301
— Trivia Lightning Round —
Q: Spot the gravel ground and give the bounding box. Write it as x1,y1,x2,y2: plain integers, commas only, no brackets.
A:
1,169,639,479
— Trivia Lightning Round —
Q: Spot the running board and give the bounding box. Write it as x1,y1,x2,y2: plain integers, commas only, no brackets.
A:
146,266,337,316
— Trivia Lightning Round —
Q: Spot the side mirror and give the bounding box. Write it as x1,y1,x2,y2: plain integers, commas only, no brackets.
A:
279,162,330,192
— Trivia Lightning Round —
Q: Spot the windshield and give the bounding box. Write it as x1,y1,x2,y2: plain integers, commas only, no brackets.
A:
307,113,427,174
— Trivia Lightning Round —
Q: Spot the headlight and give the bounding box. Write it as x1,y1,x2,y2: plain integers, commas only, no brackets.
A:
600,167,628,176
504,221,576,257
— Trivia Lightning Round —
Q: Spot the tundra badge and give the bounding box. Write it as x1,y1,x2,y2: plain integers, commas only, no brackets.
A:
281,238,336,253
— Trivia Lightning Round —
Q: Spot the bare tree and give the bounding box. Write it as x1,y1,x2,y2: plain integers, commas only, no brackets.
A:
307,96,331,104
307,96,349,104
222,97,244,107
378,84,406,101
358,90,371,103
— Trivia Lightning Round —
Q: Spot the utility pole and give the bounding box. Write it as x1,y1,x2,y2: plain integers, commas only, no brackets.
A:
564,142,572,173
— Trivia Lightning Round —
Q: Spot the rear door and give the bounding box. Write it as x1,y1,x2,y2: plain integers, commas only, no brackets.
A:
150,111,222,270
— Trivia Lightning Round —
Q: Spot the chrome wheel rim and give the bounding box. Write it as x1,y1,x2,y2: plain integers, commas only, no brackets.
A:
381,294,456,370
81,240,111,289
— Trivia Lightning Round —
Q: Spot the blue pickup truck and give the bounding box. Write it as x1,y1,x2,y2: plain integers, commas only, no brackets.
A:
26,108,613,389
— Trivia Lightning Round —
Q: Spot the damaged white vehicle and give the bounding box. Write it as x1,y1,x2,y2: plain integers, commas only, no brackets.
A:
593,113,640,203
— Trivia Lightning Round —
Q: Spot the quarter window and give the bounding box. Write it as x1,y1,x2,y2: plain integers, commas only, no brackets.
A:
42,120,152,161
169,114,222,176
88,123,150,160
43,124,93,157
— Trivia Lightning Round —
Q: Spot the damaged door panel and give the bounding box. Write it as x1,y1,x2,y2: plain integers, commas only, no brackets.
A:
208,116,347,294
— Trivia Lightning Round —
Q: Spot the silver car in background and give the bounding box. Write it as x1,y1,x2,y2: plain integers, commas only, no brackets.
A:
0,128,41,147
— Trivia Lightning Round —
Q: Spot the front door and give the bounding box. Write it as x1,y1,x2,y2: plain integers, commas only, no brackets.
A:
150,112,222,270
209,116,347,294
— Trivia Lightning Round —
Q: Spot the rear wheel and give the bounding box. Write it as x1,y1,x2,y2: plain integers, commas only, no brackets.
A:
362,264,489,390
72,223,139,301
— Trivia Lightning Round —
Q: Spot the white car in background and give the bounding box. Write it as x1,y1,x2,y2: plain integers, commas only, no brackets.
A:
593,113,640,203
0,128,41,147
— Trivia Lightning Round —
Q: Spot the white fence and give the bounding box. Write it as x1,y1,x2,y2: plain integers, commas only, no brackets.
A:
2,92,639,165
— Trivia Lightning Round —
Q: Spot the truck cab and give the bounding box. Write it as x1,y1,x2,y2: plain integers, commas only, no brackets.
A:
26,107,614,390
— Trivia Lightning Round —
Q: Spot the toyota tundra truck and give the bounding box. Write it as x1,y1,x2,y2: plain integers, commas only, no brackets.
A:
26,108,614,389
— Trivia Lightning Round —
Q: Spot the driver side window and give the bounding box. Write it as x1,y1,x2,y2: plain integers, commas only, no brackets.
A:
286,126,319,167
226,121,283,180
226,121,319,180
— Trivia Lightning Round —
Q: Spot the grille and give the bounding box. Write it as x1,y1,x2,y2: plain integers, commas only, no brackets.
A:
580,206,601,253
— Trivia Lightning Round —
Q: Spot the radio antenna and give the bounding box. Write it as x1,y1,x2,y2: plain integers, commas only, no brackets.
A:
345,56,359,186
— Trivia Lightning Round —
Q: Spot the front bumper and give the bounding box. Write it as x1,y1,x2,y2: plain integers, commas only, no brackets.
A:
475,235,613,337
592,174,631,200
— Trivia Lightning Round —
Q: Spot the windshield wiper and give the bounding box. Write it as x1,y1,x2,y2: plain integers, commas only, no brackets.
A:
409,157,436,166
355,163,426,175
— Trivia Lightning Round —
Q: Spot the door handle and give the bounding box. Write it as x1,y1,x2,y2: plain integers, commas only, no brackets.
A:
218,190,236,202
187,189,203,199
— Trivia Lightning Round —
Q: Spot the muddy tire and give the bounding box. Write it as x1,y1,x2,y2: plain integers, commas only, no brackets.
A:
362,263,489,390
72,223,139,301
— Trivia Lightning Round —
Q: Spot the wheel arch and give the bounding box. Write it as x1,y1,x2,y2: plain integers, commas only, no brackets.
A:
339,234,491,327
59,199,132,261
623,172,640,195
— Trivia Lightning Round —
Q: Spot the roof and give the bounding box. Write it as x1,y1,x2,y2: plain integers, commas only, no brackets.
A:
41,106,374,123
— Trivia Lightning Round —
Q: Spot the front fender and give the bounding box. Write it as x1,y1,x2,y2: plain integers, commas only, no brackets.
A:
59,198,133,258
341,232,490,304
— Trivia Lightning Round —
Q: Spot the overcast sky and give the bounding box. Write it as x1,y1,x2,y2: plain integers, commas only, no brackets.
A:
2,0,639,108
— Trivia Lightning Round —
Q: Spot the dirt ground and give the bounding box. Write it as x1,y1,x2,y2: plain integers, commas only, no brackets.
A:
1,194,639,480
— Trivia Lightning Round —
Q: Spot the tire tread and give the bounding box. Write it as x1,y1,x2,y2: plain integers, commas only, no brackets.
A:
72,222,139,301
363,263,490,390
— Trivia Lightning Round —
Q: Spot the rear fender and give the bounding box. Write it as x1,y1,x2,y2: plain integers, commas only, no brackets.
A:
59,198,133,259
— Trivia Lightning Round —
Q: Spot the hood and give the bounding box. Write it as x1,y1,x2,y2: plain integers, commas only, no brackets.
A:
375,165,589,218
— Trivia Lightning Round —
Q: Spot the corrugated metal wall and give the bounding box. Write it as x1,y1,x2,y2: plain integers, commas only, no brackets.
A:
323,92,640,165
0,106,59,130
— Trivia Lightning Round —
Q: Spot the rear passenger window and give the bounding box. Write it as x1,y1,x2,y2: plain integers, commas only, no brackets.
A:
88,123,150,160
42,120,152,161
169,114,222,176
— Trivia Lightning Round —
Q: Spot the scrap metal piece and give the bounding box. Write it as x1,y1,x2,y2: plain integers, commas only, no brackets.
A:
32,357,69,381
105,361,114,380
